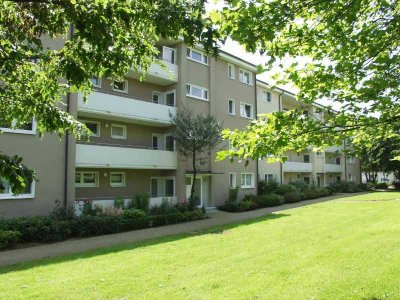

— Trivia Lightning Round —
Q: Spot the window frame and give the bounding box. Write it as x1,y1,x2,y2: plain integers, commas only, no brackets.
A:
164,134,175,151
228,63,235,79
263,90,272,103
0,119,37,135
239,68,253,85
229,173,237,189
228,99,236,115
81,120,100,137
110,172,126,187
162,46,177,65
186,83,209,101
152,91,164,104
90,76,102,88
164,90,176,107
186,48,208,65
239,102,254,119
264,174,275,183
303,154,310,163
241,173,255,189
75,171,99,188
111,124,127,140
0,179,35,200
112,79,128,93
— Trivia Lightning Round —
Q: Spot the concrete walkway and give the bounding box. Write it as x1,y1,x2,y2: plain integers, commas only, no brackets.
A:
0,192,366,267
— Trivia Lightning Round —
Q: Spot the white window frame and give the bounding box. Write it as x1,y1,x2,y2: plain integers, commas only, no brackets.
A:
239,68,253,85
348,174,353,182
265,174,275,183
186,83,209,101
348,157,354,164
228,63,235,79
0,119,37,135
152,133,162,150
164,176,176,197
110,172,126,187
229,173,237,189
81,120,100,137
263,90,272,103
186,48,208,65
241,173,255,189
111,124,127,140
75,171,99,188
0,180,35,200
162,46,177,65
316,151,323,157
240,102,253,119
164,89,176,107
112,79,128,93
228,99,236,115
90,76,102,88
164,134,175,151
150,177,176,198
152,91,164,104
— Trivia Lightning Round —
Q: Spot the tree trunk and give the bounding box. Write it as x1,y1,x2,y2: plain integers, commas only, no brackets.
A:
190,150,197,210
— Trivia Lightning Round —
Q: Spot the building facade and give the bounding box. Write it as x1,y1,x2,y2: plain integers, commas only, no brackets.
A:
0,40,361,218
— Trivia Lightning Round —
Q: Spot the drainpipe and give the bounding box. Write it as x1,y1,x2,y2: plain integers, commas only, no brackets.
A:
343,139,347,181
278,90,284,185
64,25,74,209
254,78,259,192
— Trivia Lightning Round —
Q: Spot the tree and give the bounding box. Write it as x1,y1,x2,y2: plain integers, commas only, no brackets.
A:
170,108,222,208
0,0,220,193
212,0,400,161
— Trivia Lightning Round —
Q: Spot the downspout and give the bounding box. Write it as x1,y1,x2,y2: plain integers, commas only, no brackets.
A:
343,139,347,182
278,90,284,185
254,78,259,193
64,25,74,209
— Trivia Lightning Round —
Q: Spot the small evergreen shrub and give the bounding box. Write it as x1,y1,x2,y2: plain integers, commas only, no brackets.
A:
284,192,305,203
258,180,279,195
375,182,388,189
228,187,238,203
256,193,284,207
276,184,298,195
0,230,22,249
113,197,125,209
327,181,362,193
123,208,146,219
289,180,311,192
127,193,150,212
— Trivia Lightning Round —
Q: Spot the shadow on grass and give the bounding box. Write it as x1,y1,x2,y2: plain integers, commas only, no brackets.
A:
0,213,289,275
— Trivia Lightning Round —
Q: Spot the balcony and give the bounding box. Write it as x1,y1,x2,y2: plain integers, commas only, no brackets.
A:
283,162,313,173
325,146,343,153
77,92,176,126
127,59,178,86
76,144,177,170
325,164,344,173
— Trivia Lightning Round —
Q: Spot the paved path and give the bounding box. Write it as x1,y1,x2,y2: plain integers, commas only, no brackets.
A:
0,192,367,267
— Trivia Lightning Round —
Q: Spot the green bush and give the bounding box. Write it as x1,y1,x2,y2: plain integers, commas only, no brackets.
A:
393,181,400,190
149,199,178,215
284,192,305,203
80,200,102,216
256,193,284,207
228,187,238,203
258,180,279,195
127,193,150,212
289,180,311,192
276,184,298,195
375,182,388,189
123,208,146,219
0,230,22,249
113,197,125,209
327,181,362,193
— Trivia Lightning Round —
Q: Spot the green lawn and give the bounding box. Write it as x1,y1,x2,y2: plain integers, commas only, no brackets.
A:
1,192,400,299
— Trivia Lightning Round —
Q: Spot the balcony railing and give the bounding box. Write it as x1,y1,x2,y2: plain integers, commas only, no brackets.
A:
282,161,313,172
325,164,344,173
77,92,176,126
127,59,178,86
76,143,177,169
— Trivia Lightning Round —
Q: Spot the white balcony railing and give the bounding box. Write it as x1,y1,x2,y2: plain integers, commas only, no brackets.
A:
127,59,178,85
325,164,344,173
282,161,313,173
325,146,343,153
76,144,177,170
77,92,176,126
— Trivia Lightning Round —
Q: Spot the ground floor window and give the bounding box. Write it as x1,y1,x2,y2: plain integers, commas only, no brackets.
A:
0,178,35,199
76,172,99,187
304,177,311,184
229,173,237,188
150,177,175,198
265,174,275,183
241,173,254,188
110,172,126,187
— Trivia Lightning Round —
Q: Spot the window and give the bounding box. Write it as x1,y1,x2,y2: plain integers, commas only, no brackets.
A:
113,79,128,93
229,173,237,189
336,176,341,183
81,120,100,137
0,178,35,199
304,177,311,184
186,84,208,101
110,172,125,187
152,134,161,150
75,172,99,187
228,64,235,79
304,155,310,163
186,48,208,65
336,157,341,165
152,91,163,104
90,76,101,88
263,91,272,102
241,173,254,188
348,174,353,182
0,119,37,135
265,174,275,183
228,99,235,115
165,134,175,151
162,46,176,64
165,178,175,197
111,124,127,139
348,157,354,164
150,178,158,198
316,151,322,156
240,103,253,119
150,177,175,197
164,90,176,106
239,69,252,85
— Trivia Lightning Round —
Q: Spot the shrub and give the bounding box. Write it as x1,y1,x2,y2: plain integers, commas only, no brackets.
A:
100,207,124,216
0,230,22,249
256,193,284,207
238,200,257,211
175,199,191,213
50,200,76,221
113,197,125,209
276,184,298,195
375,182,388,189
393,181,400,190
127,193,150,212
304,189,320,199
327,181,362,193
228,187,238,203
80,200,102,216
289,180,311,192
258,180,279,195
284,192,305,203
243,194,257,202
149,199,178,215
123,208,146,219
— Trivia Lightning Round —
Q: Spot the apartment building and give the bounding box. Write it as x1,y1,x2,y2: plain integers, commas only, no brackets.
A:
256,80,361,187
0,38,360,218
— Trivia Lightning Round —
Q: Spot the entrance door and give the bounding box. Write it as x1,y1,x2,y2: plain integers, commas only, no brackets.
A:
317,175,321,187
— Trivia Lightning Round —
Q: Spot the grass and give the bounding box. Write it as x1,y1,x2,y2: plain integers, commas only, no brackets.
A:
1,192,400,299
